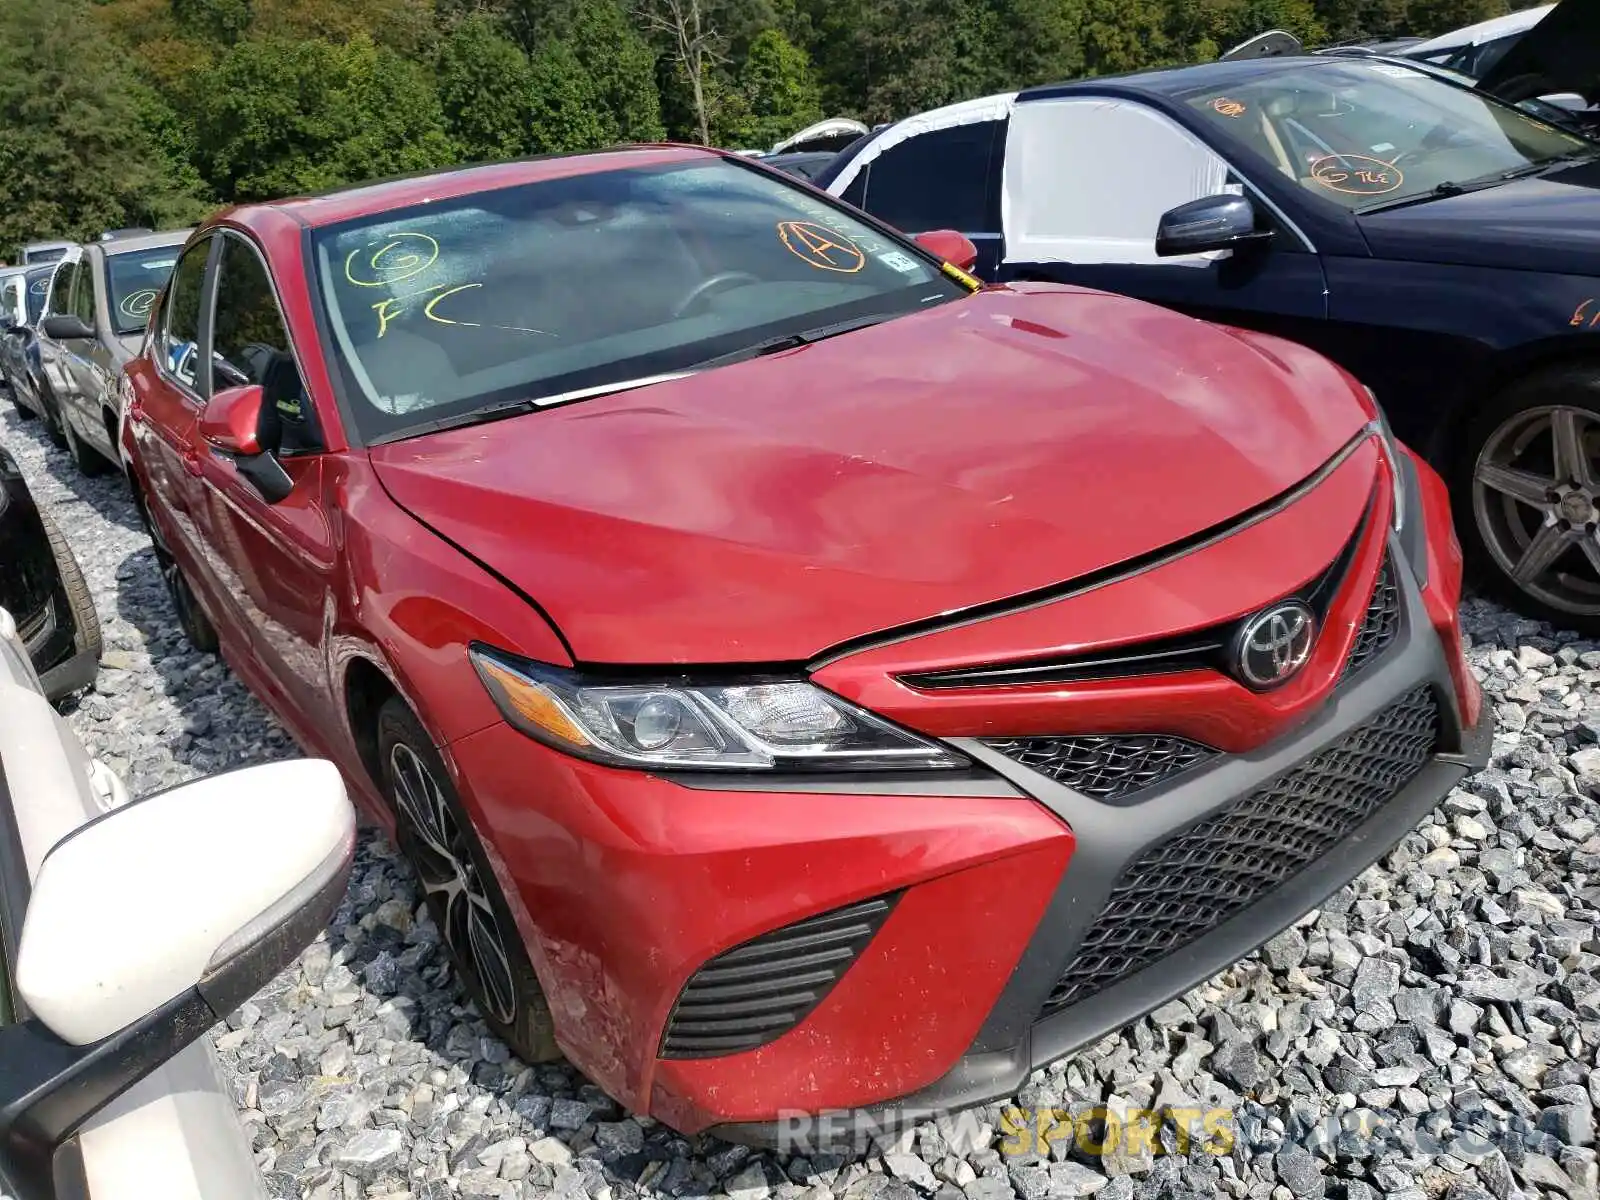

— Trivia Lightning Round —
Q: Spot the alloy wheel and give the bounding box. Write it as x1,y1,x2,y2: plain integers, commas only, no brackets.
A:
1472,403,1600,618
387,742,518,1026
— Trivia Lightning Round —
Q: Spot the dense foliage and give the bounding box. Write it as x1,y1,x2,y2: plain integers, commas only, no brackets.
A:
0,0,1529,253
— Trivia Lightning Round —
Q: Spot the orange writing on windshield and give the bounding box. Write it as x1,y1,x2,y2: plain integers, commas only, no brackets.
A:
1310,154,1404,196
777,220,865,273
1211,98,1247,117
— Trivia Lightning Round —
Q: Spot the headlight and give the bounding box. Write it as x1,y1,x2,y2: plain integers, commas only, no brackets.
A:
1365,394,1405,535
469,646,968,772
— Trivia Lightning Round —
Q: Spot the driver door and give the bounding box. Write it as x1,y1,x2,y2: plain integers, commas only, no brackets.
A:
190,232,337,727
995,96,1330,348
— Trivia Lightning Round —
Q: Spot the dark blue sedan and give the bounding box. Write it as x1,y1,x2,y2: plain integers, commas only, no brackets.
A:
818,52,1600,631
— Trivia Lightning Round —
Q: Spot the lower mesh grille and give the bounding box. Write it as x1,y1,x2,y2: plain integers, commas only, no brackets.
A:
1040,685,1440,1017
660,894,897,1058
982,734,1214,801
1341,557,1403,682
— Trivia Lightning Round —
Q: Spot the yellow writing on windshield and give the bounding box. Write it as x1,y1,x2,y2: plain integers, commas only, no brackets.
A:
344,232,440,288
369,280,552,339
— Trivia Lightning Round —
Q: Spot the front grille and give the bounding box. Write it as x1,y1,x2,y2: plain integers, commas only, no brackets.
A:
1340,557,1402,682
903,487,1376,691
660,894,897,1058
1040,685,1440,1017
982,733,1214,801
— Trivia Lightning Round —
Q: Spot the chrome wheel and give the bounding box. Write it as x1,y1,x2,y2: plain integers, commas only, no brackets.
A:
1472,404,1600,618
388,743,518,1026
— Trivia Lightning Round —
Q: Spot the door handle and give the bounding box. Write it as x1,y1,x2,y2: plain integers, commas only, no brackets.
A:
181,445,202,477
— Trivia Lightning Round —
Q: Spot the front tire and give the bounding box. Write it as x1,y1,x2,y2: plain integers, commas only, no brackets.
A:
37,381,67,448
135,487,218,653
376,697,559,1064
38,507,102,665
62,412,109,476
1459,364,1600,634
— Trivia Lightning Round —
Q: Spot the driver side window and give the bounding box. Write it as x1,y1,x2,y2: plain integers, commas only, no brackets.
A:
162,237,211,394
45,262,76,319
70,263,96,327
212,236,322,455
1002,98,1235,266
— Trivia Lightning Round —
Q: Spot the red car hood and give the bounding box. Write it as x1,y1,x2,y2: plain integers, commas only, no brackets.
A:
369,287,1370,664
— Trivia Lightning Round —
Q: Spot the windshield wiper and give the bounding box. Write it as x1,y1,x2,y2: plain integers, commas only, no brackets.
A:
377,396,538,442
371,372,698,444
689,314,888,370
1363,150,1600,213
1520,149,1600,176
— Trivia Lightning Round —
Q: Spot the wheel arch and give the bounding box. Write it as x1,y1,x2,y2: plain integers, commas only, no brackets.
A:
1427,333,1600,472
342,653,401,799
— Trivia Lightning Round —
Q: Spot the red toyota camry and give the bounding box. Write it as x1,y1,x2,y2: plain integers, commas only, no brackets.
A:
121,146,1488,1140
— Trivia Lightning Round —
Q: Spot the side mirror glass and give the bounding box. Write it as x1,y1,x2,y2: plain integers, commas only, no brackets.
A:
39,314,93,341
1155,194,1275,258
914,229,981,273
0,760,353,1197
199,383,265,456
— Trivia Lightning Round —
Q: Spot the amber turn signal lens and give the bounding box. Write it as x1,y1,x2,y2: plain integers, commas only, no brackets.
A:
474,656,594,749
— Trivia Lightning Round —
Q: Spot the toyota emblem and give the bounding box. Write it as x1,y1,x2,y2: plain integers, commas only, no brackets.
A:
1233,601,1316,689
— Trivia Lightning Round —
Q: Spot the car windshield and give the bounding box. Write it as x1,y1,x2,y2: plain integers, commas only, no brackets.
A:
1186,59,1594,211
23,268,52,323
106,248,181,335
310,156,965,441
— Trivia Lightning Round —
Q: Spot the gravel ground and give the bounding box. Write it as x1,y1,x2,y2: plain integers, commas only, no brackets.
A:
7,400,1600,1200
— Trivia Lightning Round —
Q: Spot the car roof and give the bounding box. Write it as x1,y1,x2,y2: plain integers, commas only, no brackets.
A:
222,145,719,232
1020,54,1352,102
1405,3,1551,55
92,229,194,257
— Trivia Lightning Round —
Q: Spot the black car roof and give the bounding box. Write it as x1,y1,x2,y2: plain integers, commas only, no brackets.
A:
1020,55,1351,102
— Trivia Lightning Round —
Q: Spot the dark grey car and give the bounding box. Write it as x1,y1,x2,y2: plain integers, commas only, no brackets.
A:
36,230,190,475
1,265,55,422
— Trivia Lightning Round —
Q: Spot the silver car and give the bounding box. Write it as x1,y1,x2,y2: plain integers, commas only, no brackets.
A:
36,231,191,476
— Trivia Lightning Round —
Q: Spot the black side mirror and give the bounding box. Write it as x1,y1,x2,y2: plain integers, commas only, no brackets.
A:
39,314,93,341
1155,194,1275,258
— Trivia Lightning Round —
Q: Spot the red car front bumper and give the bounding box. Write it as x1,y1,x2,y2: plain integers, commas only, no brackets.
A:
445,440,1488,1139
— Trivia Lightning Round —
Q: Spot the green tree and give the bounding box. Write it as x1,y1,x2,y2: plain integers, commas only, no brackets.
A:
1405,0,1505,37
525,39,611,152
194,35,455,201
0,0,207,253
170,0,254,43
981,0,1084,90
437,14,536,160
1170,0,1324,59
252,0,437,53
737,28,821,147
565,0,667,140
1080,0,1170,74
